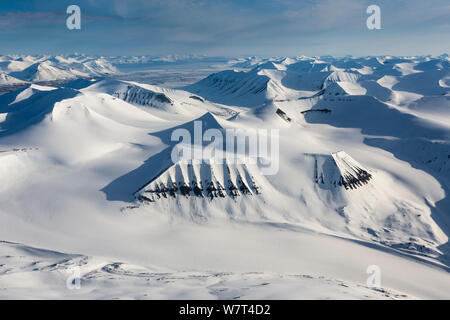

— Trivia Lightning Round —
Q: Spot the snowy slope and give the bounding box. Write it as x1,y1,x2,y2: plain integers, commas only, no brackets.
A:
0,241,421,300
10,61,77,82
0,72,26,85
0,55,117,84
0,55,449,299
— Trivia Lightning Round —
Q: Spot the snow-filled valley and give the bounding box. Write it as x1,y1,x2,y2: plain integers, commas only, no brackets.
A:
0,54,449,299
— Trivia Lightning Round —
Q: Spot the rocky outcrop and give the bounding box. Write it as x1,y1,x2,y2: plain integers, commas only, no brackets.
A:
313,151,372,190
135,161,261,202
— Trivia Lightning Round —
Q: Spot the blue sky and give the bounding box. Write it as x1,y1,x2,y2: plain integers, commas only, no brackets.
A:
0,0,449,57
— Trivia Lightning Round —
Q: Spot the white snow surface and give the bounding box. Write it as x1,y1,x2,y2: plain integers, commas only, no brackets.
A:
0,54,449,299
0,55,117,83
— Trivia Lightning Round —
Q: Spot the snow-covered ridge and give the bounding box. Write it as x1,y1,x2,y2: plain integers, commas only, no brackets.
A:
186,70,270,107
185,54,449,107
0,54,117,84
0,72,25,85
0,240,417,300
112,84,173,109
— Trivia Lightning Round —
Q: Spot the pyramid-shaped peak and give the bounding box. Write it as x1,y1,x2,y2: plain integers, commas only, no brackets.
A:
281,57,297,65
196,112,222,128
135,160,261,202
176,111,224,135
314,151,372,190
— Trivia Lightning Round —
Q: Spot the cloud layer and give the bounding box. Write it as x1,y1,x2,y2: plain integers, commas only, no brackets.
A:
0,0,448,56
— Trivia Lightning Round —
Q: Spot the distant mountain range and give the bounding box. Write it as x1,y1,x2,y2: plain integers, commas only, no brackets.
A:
0,54,117,83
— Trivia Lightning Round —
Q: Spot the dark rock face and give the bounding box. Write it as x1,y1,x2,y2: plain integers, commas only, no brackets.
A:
192,181,204,197
179,183,191,197
137,173,261,202
238,175,252,195
189,95,204,102
313,151,373,190
140,177,260,202
301,108,332,114
339,169,372,190
276,108,292,122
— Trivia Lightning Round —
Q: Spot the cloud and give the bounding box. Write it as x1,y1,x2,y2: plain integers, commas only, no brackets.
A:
378,0,450,25
0,0,448,55
0,11,64,28
0,10,115,29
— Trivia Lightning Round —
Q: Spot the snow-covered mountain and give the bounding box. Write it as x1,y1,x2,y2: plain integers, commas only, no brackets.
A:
0,72,26,85
0,55,117,84
0,54,449,299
